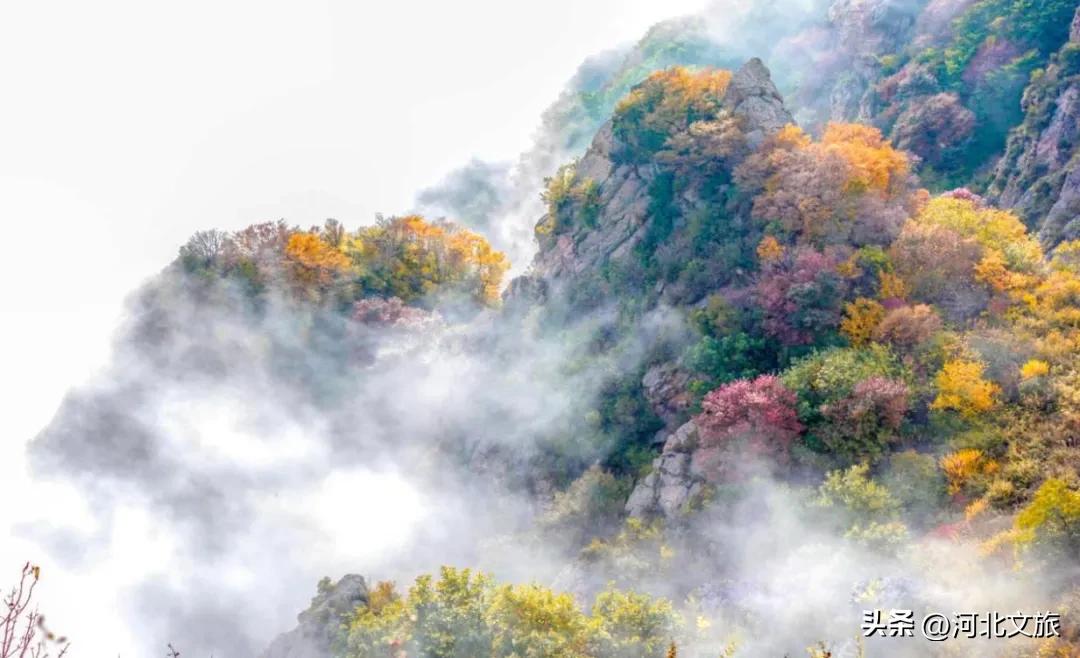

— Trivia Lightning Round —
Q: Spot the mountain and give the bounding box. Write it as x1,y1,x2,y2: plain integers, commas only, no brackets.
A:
23,1,1080,657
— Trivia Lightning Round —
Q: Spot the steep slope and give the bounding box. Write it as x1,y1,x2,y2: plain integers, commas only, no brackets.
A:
989,9,1080,247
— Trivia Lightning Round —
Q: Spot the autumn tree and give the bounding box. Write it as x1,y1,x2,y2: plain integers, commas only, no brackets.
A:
284,231,352,300
588,587,677,658
816,463,901,524
1013,478,1080,557
347,215,509,306
840,298,885,347
819,376,910,464
694,375,803,477
754,246,848,346
871,304,943,354
612,67,734,164
342,567,679,658
931,359,1001,418
736,123,915,247
890,195,1043,320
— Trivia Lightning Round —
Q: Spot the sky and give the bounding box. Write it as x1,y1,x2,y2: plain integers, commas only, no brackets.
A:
0,0,707,651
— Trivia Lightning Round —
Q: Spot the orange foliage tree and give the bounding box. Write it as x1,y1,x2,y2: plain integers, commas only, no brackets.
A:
612,67,735,164
736,123,916,248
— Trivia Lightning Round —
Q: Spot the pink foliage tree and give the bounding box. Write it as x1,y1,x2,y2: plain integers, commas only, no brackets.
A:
694,375,804,476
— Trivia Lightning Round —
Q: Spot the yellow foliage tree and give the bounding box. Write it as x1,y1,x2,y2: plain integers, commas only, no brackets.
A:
913,197,1044,296
1020,359,1050,380
931,359,1000,418
877,271,910,301
840,298,885,347
940,449,991,495
346,215,509,306
756,235,784,264
614,67,733,137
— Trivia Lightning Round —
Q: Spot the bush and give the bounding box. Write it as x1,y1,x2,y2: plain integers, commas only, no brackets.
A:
818,376,910,464
1013,478,1080,558
883,450,947,521
694,375,803,475
817,464,901,525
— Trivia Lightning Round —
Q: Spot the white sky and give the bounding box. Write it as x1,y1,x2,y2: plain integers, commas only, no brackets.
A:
0,0,705,652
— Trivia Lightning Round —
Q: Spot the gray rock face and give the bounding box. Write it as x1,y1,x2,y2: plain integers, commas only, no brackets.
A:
812,0,920,124
989,7,1080,248
723,57,795,147
641,363,692,439
261,575,369,658
827,0,918,57
625,420,708,518
530,121,651,283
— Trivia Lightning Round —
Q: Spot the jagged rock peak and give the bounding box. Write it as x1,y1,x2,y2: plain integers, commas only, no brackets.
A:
725,58,794,145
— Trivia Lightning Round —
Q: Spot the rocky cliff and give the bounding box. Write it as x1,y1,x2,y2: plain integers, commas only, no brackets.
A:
989,7,1080,248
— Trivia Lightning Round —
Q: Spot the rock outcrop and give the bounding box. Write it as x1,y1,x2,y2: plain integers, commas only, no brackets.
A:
625,419,709,518
261,575,369,658
724,57,796,146
523,58,792,292
989,7,1080,248
641,363,693,441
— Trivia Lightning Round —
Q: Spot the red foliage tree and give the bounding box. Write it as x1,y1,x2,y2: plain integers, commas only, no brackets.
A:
694,375,803,471
755,247,848,346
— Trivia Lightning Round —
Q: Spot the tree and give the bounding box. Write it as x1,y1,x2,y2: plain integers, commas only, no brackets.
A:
781,345,901,424
694,375,803,476
178,229,230,271
931,359,1000,418
840,298,885,347
343,567,680,658
612,67,734,163
736,123,914,247
488,584,592,658
540,466,630,547
755,247,848,346
889,222,986,321
1013,478,1080,557
2,563,68,658
285,232,352,298
871,304,942,354
756,236,784,265
347,215,509,306
588,587,677,658
819,376,909,464
816,464,900,523
939,449,994,496
890,196,1043,318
